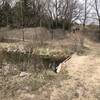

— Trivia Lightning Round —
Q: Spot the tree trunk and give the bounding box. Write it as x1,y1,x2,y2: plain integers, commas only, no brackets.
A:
99,19,100,30
22,28,25,41
40,19,42,27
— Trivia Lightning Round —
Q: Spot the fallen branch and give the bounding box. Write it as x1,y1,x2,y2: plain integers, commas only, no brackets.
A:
56,55,72,73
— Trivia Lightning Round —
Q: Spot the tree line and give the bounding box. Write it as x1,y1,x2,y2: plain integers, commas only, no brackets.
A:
0,0,100,30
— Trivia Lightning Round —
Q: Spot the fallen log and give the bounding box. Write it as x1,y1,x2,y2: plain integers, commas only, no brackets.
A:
56,55,72,73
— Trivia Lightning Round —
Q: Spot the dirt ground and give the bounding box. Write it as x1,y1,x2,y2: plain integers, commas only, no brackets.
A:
0,37,100,100
20,40,100,100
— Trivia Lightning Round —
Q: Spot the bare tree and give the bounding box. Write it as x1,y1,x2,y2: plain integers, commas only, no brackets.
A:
83,0,93,29
20,0,25,41
94,0,100,30
83,0,87,28
46,0,82,29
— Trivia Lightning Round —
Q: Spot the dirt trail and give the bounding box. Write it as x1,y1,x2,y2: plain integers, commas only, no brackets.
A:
15,40,100,100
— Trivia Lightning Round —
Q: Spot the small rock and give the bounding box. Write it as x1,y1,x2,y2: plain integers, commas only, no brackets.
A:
19,72,31,77
2,64,10,75
19,93,35,100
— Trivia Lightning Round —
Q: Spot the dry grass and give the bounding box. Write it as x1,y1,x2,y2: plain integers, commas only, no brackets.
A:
0,27,51,42
1,27,99,100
